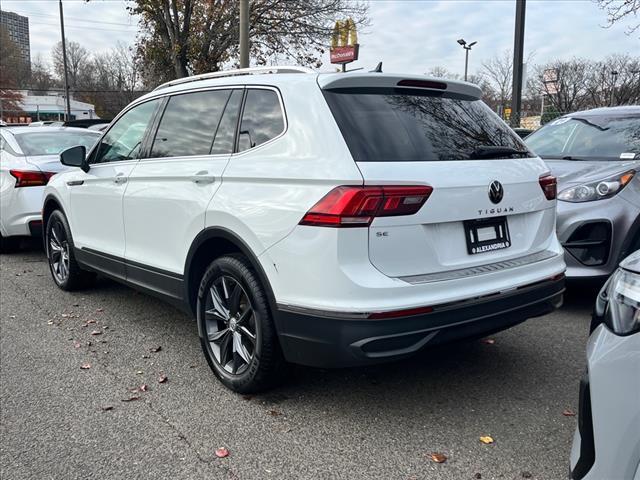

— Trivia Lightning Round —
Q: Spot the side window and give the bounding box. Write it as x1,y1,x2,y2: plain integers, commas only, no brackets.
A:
92,99,160,164
210,89,243,155
237,89,285,152
150,89,231,158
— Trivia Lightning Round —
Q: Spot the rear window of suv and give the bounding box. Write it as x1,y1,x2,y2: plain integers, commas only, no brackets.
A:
323,88,530,162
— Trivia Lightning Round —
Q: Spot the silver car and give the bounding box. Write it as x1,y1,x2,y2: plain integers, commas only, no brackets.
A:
569,250,640,479
526,106,640,279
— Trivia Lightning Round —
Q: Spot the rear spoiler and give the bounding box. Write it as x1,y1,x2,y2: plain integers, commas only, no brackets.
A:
317,72,482,99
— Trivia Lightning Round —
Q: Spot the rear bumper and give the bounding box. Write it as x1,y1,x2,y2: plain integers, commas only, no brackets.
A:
274,276,565,368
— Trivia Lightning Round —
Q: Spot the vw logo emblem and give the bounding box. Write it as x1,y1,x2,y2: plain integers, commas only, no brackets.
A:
488,180,504,204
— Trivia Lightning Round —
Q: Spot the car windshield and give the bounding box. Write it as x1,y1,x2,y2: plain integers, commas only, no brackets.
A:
323,87,531,161
14,130,101,156
525,115,640,161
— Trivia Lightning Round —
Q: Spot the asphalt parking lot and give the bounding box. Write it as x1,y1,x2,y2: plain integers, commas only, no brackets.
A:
1,243,598,480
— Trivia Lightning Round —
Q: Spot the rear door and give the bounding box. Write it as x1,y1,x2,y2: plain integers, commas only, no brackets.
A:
322,82,555,278
123,88,242,292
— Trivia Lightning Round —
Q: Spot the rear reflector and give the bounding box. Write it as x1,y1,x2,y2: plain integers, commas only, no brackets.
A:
368,305,434,319
299,185,433,228
397,79,447,90
10,170,55,188
539,174,557,200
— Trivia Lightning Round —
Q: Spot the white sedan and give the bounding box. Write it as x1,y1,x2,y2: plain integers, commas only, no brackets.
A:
0,126,101,252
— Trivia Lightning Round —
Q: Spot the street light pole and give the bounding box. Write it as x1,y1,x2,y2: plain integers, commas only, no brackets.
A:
510,0,526,128
457,39,477,82
610,70,618,107
58,0,71,121
239,0,249,68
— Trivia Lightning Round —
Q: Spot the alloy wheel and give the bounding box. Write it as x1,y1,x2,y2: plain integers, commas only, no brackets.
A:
205,275,257,375
48,220,70,283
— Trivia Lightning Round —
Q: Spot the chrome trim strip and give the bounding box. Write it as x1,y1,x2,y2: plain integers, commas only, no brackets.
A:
399,250,560,285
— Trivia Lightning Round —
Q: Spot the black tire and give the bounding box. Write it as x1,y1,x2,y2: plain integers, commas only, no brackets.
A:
45,210,95,291
197,254,285,393
0,234,20,253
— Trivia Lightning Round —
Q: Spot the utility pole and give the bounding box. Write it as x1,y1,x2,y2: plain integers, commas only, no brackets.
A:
510,0,526,128
239,0,249,68
59,0,71,121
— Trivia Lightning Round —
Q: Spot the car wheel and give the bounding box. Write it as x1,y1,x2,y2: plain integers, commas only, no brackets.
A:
197,254,285,393
45,210,95,291
0,233,20,253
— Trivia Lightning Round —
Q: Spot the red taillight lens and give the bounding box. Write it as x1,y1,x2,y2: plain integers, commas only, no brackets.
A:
10,170,55,188
539,174,557,200
299,185,433,228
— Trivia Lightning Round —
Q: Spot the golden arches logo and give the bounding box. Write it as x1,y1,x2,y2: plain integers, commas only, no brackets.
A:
331,18,357,48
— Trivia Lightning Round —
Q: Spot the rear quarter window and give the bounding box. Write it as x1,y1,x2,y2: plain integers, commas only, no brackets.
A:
323,88,530,162
237,89,285,152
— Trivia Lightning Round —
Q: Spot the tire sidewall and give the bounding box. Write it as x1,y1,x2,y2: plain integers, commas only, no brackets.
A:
197,257,269,392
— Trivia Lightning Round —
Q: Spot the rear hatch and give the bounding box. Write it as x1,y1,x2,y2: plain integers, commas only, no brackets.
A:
320,74,556,278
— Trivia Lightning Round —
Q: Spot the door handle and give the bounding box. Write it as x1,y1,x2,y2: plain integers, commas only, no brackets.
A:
114,173,127,185
191,171,215,184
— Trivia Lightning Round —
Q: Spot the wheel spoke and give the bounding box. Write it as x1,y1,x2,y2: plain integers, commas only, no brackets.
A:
228,284,242,316
209,285,229,319
236,305,252,326
51,224,62,245
208,328,229,343
233,332,252,364
238,325,256,346
218,328,233,366
205,308,227,322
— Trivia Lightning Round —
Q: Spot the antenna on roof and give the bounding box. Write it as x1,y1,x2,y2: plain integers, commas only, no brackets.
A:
370,62,383,73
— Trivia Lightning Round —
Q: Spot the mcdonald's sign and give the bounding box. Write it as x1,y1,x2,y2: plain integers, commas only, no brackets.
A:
330,18,359,64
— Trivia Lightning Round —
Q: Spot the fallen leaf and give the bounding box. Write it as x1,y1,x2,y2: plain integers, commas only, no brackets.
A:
215,447,229,458
121,395,140,402
101,405,114,411
522,472,532,479
73,342,81,349
158,374,168,384
80,363,91,370
90,330,102,336
96,308,104,312
136,370,144,375
150,346,162,353
142,354,150,359
47,320,54,325
9,315,16,319
61,313,70,318
72,303,80,307
429,452,447,463
242,395,253,401
474,474,482,479
479,436,494,444
139,384,149,392
267,409,282,417
481,338,496,345
562,409,576,417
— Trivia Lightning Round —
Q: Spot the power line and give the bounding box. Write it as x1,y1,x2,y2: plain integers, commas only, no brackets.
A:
10,9,138,27
29,20,137,33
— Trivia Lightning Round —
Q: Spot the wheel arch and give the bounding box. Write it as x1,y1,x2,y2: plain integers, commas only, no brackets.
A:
183,227,277,319
42,194,67,246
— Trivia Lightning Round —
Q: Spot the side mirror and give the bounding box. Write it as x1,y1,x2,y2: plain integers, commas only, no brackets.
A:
60,145,89,172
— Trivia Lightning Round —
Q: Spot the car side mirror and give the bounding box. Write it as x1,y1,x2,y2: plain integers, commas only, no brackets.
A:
60,145,89,172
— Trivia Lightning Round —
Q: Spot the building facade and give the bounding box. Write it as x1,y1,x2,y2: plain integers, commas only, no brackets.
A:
0,10,30,68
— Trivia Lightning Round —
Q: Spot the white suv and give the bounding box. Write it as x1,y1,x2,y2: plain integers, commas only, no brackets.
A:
43,67,566,392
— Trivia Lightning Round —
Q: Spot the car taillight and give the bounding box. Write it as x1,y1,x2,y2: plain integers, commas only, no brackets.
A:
539,174,557,200
10,170,55,188
299,185,433,228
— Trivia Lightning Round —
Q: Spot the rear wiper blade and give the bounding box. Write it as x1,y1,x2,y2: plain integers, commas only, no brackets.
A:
469,145,529,159
561,155,587,161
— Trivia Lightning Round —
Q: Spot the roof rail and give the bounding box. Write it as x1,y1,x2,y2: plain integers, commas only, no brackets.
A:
153,66,315,91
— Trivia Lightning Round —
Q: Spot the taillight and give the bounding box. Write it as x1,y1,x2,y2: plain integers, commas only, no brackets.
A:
299,185,433,228
539,174,557,200
10,170,55,188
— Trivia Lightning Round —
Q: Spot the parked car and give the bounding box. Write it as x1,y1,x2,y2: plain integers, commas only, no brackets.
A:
43,67,566,392
513,127,533,139
526,106,640,279
0,126,101,251
570,249,640,480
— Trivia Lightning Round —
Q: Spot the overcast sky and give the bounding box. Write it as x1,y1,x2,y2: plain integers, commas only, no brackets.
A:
2,0,637,77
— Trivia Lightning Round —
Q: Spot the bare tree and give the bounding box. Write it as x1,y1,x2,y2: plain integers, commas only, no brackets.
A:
482,50,513,110
52,40,90,89
596,0,640,35
530,58,591,113
29,54,58,94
